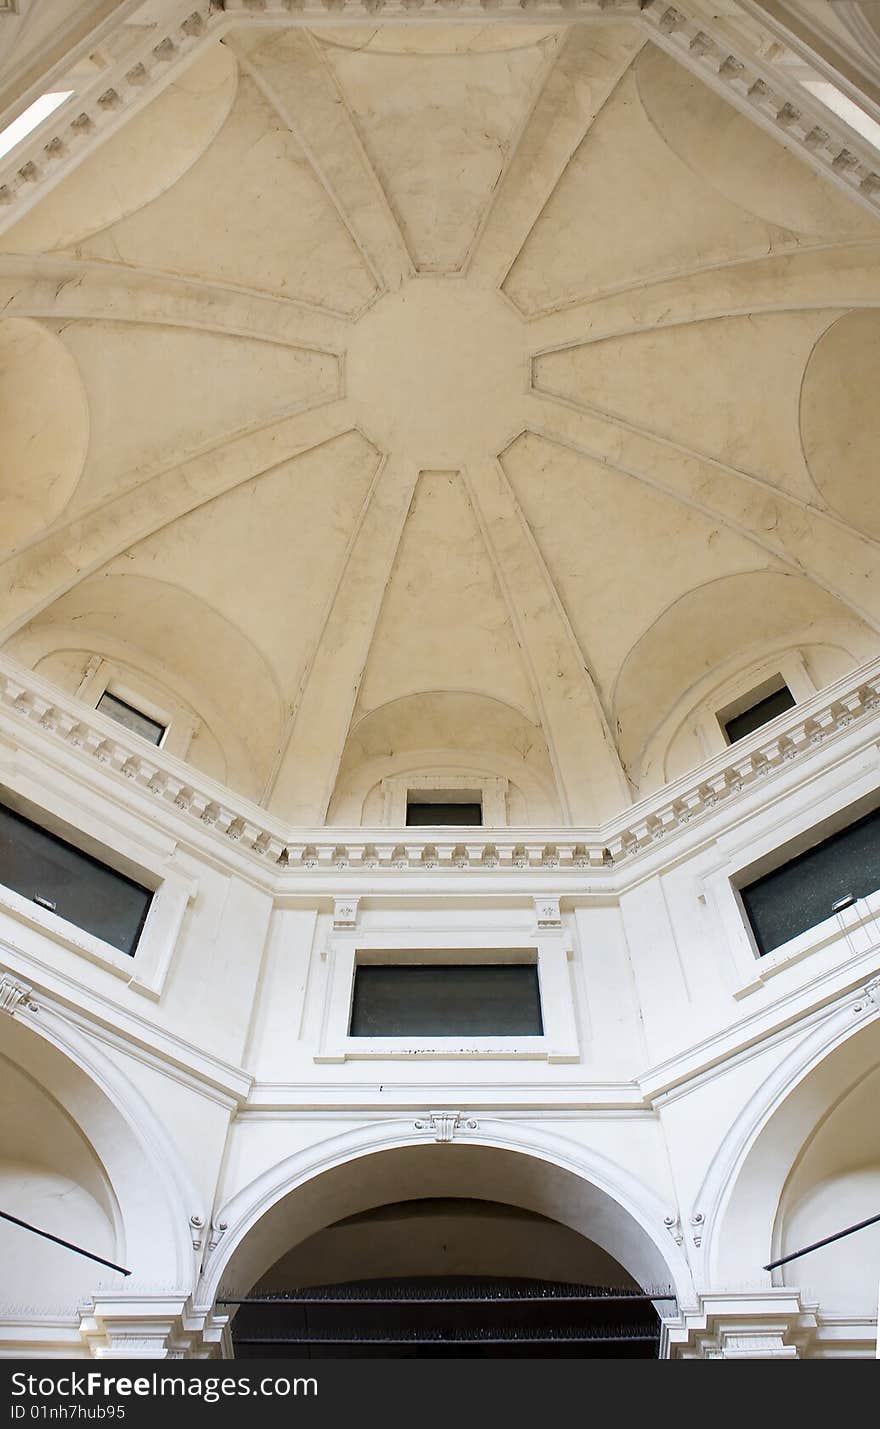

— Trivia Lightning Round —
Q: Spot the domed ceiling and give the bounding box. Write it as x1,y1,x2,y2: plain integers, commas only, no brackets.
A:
1,15,879,826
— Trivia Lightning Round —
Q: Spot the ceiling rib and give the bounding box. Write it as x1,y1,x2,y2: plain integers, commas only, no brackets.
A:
525,241,880,350
468,24,646,288
525,391,880,634
0,251,351,348
0,396,356,643
463,456,630,824
227,30,412,291
265,450,421,823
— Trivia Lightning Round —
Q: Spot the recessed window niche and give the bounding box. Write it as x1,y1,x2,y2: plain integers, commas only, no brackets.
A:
405,789,483,826
0,798,152,956
738,804,880,956
381,775,508,826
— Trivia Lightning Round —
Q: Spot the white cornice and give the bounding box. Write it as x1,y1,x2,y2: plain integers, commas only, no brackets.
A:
753,0,880,97
1,651,878,884
0,0,879,234
640,0,880,210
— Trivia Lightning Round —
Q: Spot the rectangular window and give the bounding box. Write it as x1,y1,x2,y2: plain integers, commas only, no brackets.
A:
349,962,543,1038
0,801,153,955
739,805,880,956
97,690,166,747
721,681,796,745
405,801,482,826
405,790,483,826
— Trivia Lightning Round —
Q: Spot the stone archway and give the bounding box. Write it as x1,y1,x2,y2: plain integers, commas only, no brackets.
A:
698,1007,880,1290
200,1122,691,1358
684,1008,880,1357
0,1001,201,1356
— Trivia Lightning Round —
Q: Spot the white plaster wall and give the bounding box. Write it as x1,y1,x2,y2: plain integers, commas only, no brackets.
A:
0,5,879,1354
0,1165,115,1312
0,685,878,1352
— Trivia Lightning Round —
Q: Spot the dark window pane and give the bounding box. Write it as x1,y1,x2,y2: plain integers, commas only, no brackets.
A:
740,806,880,956
723,685,795,744
97,691,165,746
406,803,482,826
350,964,543,1037
0,801,153,955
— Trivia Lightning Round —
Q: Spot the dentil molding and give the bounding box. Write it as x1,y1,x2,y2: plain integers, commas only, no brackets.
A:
0,651,877,878
1,0,879,232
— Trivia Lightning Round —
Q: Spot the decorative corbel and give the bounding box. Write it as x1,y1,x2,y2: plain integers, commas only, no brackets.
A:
333,897,360,930
533,896,562,929
208,1220,229,1252
664,1213,685,1246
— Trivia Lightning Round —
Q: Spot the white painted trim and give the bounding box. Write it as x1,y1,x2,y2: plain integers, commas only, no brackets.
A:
2,650,878,880
0,755,197,999
380,772,509,827
662,1288,818,1358
699,750,880,994
316,923,578,1064
687,988,880,1289
0,991,204,1287
197,1116,694,1307
77,656,200,763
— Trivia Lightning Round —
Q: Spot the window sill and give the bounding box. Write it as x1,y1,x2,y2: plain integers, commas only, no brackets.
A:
733,889,880,999
0,867,195,1000
317,927,579,1065
0,884,137,975
315,1035,562,1063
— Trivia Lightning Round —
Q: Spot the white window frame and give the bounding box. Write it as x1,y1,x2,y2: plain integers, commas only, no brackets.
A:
0,779,195,1000
380,773,509,826
315,926,578,1064
716,673,796,747
692,651,817,761
76,657,199,761
700,753,880,999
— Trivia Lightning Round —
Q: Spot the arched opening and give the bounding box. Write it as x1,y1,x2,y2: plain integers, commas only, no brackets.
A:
0,1046,119,1318
705,1014,880,1354
210,1139,681,1359
776,1066,880,1319
0,1008,197,1348
230,1197,661,1358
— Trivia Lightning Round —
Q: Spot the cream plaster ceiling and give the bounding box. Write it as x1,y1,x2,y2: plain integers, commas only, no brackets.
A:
1,16,879,825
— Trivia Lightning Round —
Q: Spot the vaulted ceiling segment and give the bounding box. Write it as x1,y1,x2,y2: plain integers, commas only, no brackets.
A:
1,5,878,824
